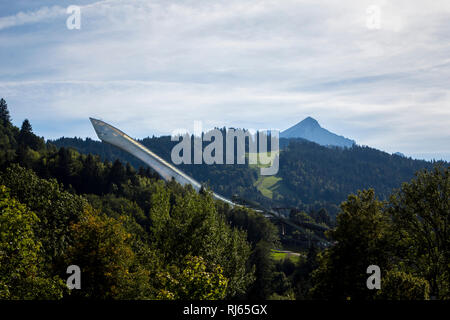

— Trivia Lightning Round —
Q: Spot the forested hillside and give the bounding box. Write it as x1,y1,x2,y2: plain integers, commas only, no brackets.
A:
1,98,449,300
52,128,440,215
0,98,294,299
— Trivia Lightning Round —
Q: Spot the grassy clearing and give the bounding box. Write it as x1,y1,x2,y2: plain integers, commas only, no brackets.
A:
270,249,301,264
254,175,282,199
253,173,298,200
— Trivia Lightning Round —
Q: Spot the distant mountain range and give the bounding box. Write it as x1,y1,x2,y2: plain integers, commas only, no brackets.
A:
280,117,355,148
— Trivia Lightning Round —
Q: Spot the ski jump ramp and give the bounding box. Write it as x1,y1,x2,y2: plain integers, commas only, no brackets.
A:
89,118,235,206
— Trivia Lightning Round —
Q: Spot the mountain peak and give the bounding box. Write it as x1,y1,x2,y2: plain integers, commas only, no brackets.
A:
299,116,320,127
280,117,355,148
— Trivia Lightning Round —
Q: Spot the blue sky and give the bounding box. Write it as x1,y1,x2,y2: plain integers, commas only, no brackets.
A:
0,0,449,161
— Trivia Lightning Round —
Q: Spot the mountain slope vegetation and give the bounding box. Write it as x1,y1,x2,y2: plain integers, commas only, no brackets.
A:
52,128,440,215
1,98,448,300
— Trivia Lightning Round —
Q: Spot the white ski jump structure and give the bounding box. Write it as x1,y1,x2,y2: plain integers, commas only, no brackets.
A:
89,118,235,206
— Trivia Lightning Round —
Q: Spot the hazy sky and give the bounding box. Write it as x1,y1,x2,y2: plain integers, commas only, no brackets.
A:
0,0,449,160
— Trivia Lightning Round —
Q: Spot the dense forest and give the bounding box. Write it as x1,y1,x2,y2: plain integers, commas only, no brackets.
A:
52,129,440,215
1,98,449,300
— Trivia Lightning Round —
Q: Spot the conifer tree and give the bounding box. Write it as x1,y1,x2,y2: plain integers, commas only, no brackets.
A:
0,98,11,126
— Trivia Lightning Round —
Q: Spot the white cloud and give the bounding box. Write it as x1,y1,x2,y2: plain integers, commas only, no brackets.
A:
0,5,66,30
0,0,449,160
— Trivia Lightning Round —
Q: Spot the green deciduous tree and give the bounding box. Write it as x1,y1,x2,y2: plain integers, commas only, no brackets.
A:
292,244,319,299
149,186,254,298
389,166,450,299
64,207,153,299
310,189,391,300
0,185,65,299
247,240,276,299
157,256,228,300
0,164,86,269
376,270,429,300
